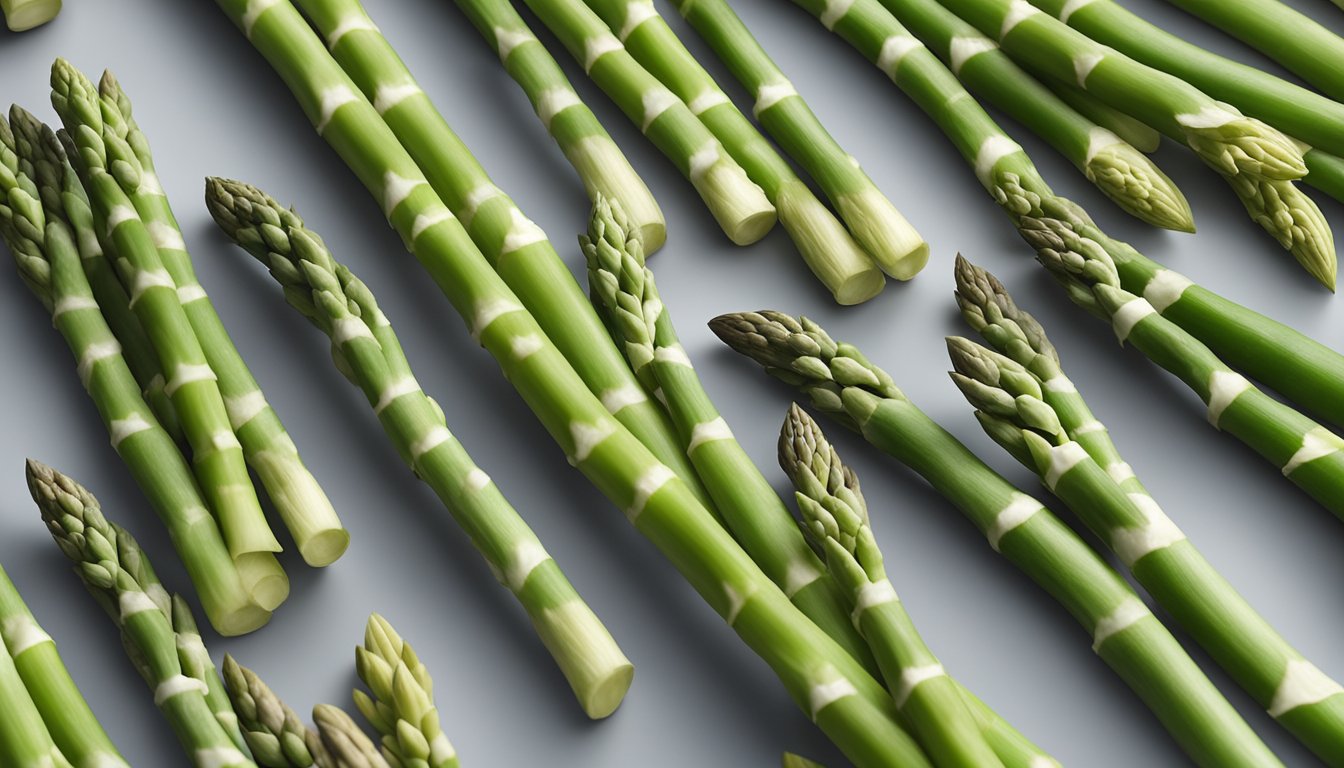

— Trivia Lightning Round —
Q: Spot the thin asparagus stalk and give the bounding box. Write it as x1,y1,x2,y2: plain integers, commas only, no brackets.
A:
173,595,251,754
352,616,459,768
408,0,668,251
0,117,267,636
1,0,59,30
581,196,874,670
291,0,709,507
223,656,323,768
0,564,128,768
50,59,288,610
97,72,348,568
789,0,1344,424
581,0,886,303
209,179,633,719
1046,82,1161,153
494,0,777,244
873,0,1192,230
313,705,387,768
28,461,259,768
711,310,1283,768
671,0,928,278
0,626,72,768
781,405,1010,768
213,3,928,759
945,275,1344,762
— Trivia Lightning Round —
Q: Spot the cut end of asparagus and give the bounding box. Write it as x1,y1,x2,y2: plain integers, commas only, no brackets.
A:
690,152,776,245
3,0,61,31
236,552,290,613
568,136,666,254
530,600,634,719
1084,137,1195,233
835,188,928,280
249,452,349,567
1178,105,1306,180
776,179,884,305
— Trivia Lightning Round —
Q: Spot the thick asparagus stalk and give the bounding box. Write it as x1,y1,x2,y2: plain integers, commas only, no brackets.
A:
1,0,59,30
581,0,886,303
1046,83,1161,153
50,59,288,610
210,3,927,761
671,0,928,278
353,616,459,768
780,405,1012,768
97,71,347,568
711,310,1282,767
28,461,259,768
208,178,633,719
789,0,1344,426
0,117,266,636
290,0,708,506
223,656,323,768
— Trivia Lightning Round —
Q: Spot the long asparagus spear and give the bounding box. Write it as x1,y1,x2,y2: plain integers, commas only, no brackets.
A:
671,0,929,279
208,178,633,719
581,0,886,303
50,59,289,610
353,616,459,768
289,0,709,507
0,628,73,768
28,461,259,768
0,116,267,636
0,564,128,768
711,310,1282,767
96,71,348,568
780,405,1012,768
786,0,1344,426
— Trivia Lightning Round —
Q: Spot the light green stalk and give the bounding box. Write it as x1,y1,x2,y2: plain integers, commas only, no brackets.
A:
872,0,1190,230
313,705,387,768
711,310,1282,767
173,595,251,754
790,0,1344,424
0,116,266,636
0,627,72,768
671,0,928,278
208,179,633,719
50,59,289,609
292,0,709,507
781,405,1012,768
98,71,347,568
1046,83,1161,153
223,657,322,767
581,0,885,303
353,616,460,768
210,3,926,762
28,461,259,768
1,0,58,30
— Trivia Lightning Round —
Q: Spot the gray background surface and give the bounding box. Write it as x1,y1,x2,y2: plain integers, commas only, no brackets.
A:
2,0,1344,764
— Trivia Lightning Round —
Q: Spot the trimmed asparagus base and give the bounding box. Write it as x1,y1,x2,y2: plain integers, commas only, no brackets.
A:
1,0,59,30
566,135,666,252
777,180,885,304
692,158,778,245
835,189,928,279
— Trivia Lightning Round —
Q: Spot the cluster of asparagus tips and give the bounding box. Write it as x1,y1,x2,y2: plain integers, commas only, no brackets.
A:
355,616,459,768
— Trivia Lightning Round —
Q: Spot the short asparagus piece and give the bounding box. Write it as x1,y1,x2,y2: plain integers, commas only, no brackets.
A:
208,178,633,720
671,0,928,278
711,310,1282,767
353,616,459,768
28,460,259,768
50,59,288,609
781,405,1010,768
1046,83,1161,153
582,0,886,303
0,117,266,636
313,705,388,768
1,0,59,30
223,656,323,768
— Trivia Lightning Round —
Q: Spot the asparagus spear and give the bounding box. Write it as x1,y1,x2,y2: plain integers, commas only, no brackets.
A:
1,0,59,30
671,0,928,278
0,564,128,768
96,71,348,568
28,461,259,768
353,616,459,768
711,310,1282,767
871,0,1192,230
0,116,266,636
223,656,323,767
581,0,886,303
788,0,1344,424
1046,82,1161,153
214,2,930,759
50,59,289,610
208,179,633,720
780,405,1011,768
0,629,73,768
289,0,709,507
313,705,388,768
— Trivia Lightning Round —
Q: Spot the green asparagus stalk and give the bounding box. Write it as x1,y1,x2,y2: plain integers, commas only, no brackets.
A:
211,3,930,761
313,705,387,768
0,564,128,768
581,0,886,303
790,0,1344,424
223,656,323,768
501,0,778,244
173,595,251,754
782,754,826,768
290,0,709,507
1046,82,1161,153
0,117,267,636
711,310,1282,767
28,461,259,768
97,71,348,568
352,616,459,768
1,0,59,30
780,405,1010,768
945,269,1344,762
670,0,928,278
208,178,633,719
50,59,289,610
872,0,1191,230
0,627,72,768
